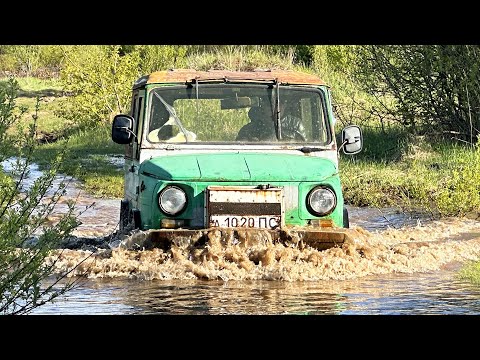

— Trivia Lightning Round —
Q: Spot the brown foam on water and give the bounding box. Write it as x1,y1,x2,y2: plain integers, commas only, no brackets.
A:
45,217,480,281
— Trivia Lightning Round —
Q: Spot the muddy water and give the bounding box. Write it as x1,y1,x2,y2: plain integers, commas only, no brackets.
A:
35,206,480,314
3,157,480,314
1,157,120,238
31,265,480,314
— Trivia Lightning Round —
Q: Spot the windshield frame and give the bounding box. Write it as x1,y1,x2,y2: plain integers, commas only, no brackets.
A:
143,83,333,148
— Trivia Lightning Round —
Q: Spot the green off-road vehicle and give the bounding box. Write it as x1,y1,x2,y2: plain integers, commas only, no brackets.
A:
112,69,362,250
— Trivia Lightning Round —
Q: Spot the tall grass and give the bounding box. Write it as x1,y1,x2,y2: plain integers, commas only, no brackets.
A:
341,129,480,217
1,77,66,136
32,124,125,198
459,261,480,285
13,76,62,92
186,45,296,71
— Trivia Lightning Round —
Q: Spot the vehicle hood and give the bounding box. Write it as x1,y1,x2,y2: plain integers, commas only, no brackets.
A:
140,153,338,182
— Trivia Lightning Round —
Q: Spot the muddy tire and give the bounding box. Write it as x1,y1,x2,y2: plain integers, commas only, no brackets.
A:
120,199,130,231
343,207,350,228
132,209,141,229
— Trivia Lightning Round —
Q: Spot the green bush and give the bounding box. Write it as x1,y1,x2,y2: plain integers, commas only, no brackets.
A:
57,45,194,128
0,53,17,73
136,45,189,74
0,78,82,314
435,142,480,216
0,46,64,77
186,45,296,71
311,45,386,129
354,45,480,143
58,45,141,126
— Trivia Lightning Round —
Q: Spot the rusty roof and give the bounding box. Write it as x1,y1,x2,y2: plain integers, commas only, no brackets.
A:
141,69,327,86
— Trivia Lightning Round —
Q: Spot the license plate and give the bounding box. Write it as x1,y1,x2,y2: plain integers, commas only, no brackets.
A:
210,215,280,229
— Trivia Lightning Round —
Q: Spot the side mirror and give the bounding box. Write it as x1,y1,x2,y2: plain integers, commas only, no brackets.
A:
341,125,363,155
112,114,134,144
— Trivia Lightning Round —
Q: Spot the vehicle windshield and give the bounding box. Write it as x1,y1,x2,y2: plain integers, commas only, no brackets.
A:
146,83,331,145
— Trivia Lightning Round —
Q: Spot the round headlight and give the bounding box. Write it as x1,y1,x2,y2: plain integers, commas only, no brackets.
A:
307,186,336,216
159,186,187,216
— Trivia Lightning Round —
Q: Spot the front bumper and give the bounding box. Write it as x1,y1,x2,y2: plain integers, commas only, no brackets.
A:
145,227,352,251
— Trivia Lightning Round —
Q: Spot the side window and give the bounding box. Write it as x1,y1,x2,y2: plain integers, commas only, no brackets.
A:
135,97,143,140
130,93,138,117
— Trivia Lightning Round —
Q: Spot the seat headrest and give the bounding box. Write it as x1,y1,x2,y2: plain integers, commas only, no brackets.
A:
248,106,269,122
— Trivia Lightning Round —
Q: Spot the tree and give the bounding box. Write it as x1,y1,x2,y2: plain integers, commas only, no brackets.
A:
58,45,142,127
355,45,480,144
0,78,84,314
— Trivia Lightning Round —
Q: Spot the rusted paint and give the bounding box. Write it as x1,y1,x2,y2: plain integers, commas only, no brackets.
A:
145,69,326,86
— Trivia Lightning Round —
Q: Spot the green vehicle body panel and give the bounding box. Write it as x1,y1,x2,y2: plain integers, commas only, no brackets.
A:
140,153,337,182
137,153,344,230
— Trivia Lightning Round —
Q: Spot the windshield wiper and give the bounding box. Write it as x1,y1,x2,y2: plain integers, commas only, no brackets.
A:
274,81,282,140
153,92,191,143
298,147,325,153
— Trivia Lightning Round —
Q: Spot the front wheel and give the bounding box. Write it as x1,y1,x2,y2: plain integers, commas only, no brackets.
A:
343,207,350,228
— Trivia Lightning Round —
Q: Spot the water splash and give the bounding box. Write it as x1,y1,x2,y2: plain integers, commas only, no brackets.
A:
46,217,480,281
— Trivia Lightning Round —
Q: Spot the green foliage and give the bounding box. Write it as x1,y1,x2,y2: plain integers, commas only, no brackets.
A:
186,45,296,71
6,46,41,76
33,124,124,198
313,45,358,74
37,45,65,70
311,45,385,129
136,45,189,73
434,142,480,216
459,260,480,284
0,78,82,314
58,45,191,128
59,45,141,126
0,78,21,147
0,46,64,77
354,45,480,143
0,52,17,73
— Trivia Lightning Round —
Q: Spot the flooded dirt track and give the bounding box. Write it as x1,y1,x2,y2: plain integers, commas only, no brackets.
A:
1,157,120,238
4,157,480,314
